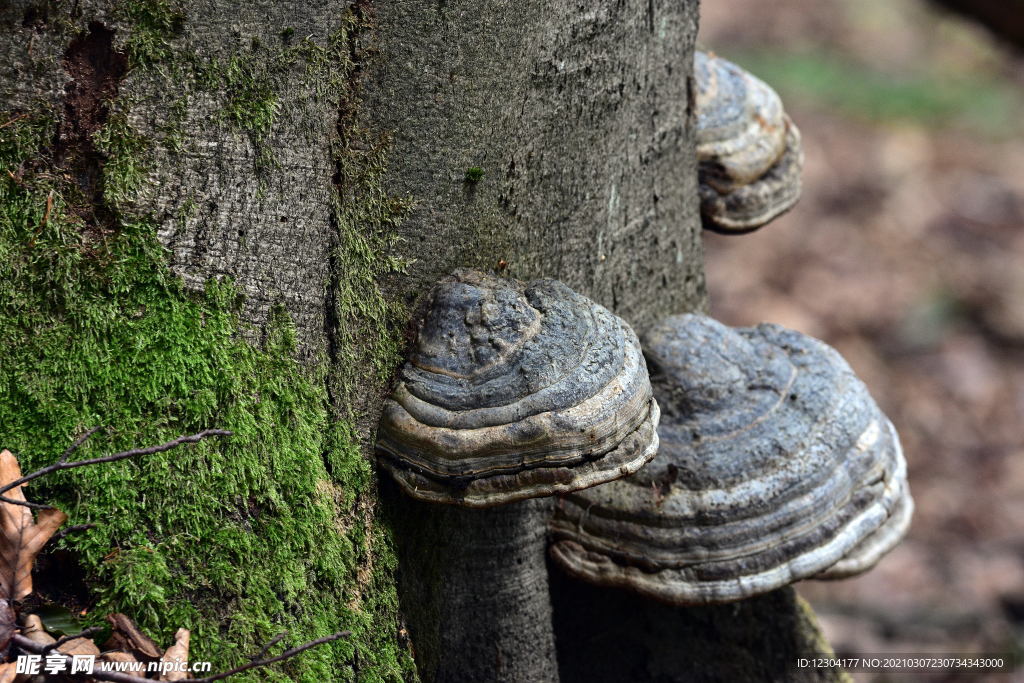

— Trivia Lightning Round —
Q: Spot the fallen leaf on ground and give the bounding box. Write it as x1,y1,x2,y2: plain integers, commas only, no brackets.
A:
104,613,163,662
159,628,190,681
21,614,55,646
58,636,100,656
0,450,67,600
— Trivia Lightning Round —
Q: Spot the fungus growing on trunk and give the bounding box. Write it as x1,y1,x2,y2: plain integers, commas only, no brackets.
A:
378,269,659,681
695,51,804,234
377,269,659,507
550,313,912,605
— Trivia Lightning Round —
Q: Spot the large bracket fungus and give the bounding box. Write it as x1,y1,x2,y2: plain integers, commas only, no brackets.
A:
550,313,913,606
377,269,660,508
696,51,804,234
379,269,659,681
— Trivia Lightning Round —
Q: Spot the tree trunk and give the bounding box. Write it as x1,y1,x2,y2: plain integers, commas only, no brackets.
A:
384,483,561,683
1,0,847,681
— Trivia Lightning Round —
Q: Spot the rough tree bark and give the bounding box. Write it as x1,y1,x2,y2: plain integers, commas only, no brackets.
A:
0,0,845,681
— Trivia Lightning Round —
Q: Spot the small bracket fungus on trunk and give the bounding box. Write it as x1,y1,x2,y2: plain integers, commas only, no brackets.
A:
378,269,659,682
550,313,913,606
696,52,805,234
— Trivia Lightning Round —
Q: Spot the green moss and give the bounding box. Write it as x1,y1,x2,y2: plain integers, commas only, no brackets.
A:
113,0,186,68
158,96,189,154
0,4,417,680
464,166,484,182
93,110,151,209
330,134,415,405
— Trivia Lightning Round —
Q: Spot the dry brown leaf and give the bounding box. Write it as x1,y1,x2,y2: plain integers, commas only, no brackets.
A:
159,628,190,681
0,450,67,601
58,636,101,656
20,614,55,646
0,599,14,655
0,662,16,683
97,652,146,679
104,613,163,662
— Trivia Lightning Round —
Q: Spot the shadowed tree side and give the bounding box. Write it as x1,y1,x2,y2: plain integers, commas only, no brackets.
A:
550,565,853,683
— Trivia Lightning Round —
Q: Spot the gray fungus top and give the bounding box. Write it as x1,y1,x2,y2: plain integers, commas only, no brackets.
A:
550,314,912,604
695,51,804,234
376,270,660,508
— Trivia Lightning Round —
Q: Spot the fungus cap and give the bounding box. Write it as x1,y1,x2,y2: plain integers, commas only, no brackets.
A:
550,314,912,604
376,270,660,508
695,51,804,234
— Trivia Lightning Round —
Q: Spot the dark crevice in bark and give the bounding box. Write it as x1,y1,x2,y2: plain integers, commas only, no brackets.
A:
57,22,126,193
48,21,128,242
324,239,341,417
21,4,49,32
325,1,372,404
332,0,373,159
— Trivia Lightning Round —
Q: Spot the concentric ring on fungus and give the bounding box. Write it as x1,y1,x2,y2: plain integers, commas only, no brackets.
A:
550,314,913,605
695,51,805,234
376,269,660,508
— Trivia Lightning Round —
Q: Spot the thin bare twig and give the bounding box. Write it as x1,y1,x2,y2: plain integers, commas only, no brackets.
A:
51,523,98,543
252,631,287,661
29,191,53,247
4,428,344,682
190,630,353,683
61,427,104,464
12,634,142,683
0,429,234,508
0,494,52,510
52,626,104,649
0,114,28,129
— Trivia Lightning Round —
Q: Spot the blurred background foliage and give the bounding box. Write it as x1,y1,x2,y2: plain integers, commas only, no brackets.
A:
701,0,1024,135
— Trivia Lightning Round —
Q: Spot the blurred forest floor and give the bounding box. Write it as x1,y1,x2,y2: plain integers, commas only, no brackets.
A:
698,1,1024,681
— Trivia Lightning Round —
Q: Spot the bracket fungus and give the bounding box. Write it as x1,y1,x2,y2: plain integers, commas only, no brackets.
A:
550,313,913,606
695,51,804,234
377,268,660,508
378,269,659,681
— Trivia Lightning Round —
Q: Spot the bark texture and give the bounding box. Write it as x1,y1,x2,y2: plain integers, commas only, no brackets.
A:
550,566,854,683
363,0,707,336
384,481,560,683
